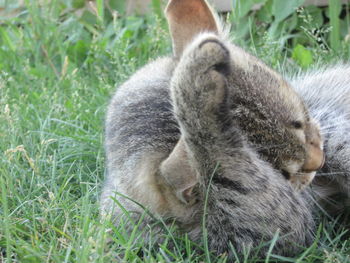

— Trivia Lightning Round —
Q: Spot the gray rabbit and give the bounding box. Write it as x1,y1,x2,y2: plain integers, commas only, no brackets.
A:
101,0,347,258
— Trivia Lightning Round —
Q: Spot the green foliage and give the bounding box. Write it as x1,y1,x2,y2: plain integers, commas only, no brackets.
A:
271,0,305,22
231,0,350,67
329,0,342,50
292,44,313,68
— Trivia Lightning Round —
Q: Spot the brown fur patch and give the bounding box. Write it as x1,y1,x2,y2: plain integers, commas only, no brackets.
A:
166,0,218,57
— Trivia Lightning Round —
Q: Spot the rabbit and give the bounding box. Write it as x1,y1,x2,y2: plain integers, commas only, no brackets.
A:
101,0,325,258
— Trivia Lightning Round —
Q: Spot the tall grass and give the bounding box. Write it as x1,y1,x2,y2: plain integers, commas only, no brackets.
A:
0,0,349,262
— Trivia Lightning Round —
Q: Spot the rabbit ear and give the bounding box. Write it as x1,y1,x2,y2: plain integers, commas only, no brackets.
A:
160,138,199,205
165,0,219,58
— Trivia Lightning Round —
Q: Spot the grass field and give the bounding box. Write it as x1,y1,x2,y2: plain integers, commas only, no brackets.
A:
0,0,350,262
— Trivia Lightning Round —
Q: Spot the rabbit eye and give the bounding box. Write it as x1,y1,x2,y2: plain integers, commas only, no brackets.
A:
281,169,291,179
291,121,303,129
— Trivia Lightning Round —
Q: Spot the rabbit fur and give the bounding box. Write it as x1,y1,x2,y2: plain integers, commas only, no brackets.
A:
101,0,348,258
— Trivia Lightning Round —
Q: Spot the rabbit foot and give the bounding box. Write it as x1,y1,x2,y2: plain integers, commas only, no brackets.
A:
290,172,316,191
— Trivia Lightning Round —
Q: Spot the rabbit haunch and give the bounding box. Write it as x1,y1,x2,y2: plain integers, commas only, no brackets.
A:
101,0,328,258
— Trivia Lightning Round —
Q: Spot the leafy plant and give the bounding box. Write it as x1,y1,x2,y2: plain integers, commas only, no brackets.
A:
292,43,314,68
231,0,350,67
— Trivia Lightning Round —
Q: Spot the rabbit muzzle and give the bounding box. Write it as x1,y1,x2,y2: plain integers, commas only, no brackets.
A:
302,142,325,173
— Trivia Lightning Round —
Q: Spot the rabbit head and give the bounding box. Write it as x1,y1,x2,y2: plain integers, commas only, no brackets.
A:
165,0,324,189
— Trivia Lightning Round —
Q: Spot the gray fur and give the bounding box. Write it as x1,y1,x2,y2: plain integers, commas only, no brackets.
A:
101,0,348,258
101,34,316,257
291,66,350,204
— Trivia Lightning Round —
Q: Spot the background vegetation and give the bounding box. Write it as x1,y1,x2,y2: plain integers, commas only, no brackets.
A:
0,0,349,262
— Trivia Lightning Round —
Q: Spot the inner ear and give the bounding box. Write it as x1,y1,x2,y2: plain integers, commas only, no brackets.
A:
165,0,219,58
160,137,199,205
176,183,198,205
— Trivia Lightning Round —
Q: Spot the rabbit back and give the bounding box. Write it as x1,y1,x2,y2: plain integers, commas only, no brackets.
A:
291,65,350,200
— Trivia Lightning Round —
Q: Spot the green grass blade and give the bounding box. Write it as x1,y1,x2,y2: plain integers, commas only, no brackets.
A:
1,173,12,262
96,0,104,25
329,0,341,50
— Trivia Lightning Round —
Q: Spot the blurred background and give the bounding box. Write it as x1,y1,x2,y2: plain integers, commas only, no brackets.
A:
1,0,350,71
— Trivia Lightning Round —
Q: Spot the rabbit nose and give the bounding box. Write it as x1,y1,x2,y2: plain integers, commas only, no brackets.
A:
302,143,325,172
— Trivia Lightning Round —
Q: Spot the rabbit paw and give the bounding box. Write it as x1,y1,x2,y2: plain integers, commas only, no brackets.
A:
289,172,316,191
190,36,231,110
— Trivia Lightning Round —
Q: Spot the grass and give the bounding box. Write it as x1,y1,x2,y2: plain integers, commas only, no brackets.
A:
0,0,350,262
